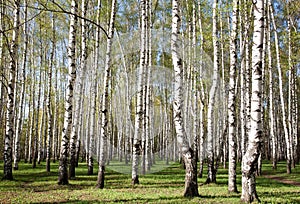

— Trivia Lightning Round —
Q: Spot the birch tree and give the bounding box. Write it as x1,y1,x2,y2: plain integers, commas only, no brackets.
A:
269,2,292,174
46,14,55,172
228,0,238,193
87,0,101,175
197,0,205,178
97,0,117,189
172,0,199,197
241,0,264,202
206,0,219,184
13,0,27,170
3,0,20,180
72,0,88,174
58,0,78,185
132,0,147,185
266,0,276,170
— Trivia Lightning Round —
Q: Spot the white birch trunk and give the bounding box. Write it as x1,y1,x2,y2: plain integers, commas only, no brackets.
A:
13,0,27,170
239,0,246,162
228,0,238,193
73,0,88,170
58,0,78,185
270,3,292,174
266,1,276,170
97,0,117,189
206,0,219,184
132,0,147,185
3,0,20,180
241,0,264,202
46,14,55,172
197,0,205,178
172,0,199,197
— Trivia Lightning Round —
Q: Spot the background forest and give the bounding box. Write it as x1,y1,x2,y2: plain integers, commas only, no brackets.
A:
0,0,299,203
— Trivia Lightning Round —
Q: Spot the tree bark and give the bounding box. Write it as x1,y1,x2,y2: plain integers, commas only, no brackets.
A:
206,0,219,184
172,0,199,197
266,1,276,170
132,0,147,185
58,0,78,185
3,0,20,180
97,0,117,189
228,0,238,193
13,0,27,170
241,0,264,202
46,14,55,172
270,3,292,174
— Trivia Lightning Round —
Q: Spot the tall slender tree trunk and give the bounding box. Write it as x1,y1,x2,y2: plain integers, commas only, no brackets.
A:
33,23,44,168
3,0,20,180
266,1,276,170
28,59,36,164
241,0,264,202
58,0,78,185
206,0,219,184
97,0,117,189
287,13,295,168
46,14,55,172
269,3,291,174
52,52,59,163
244,0,252,158
228,0,238,194
132,0,147,185
239,4,245,163
0,0,5,150
13,0,27,170
197,0,205,178
73,0,88,170
145,0,152,172
172,0,199,197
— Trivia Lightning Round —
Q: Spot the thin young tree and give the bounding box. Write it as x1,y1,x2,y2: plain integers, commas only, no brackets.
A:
46,14,55,172
241,0,264,202
228,0,238,194
206,0,219,184
96,0,117,189
13,0,28,170
172,0,199,197
269,2,292,174
266,0,276,170
3,0,20,180
197,0,205,178
58,0,78,185
72,0,88,173
132,0,147,185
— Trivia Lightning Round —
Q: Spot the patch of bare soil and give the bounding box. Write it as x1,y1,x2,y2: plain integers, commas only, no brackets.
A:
264,175,300,187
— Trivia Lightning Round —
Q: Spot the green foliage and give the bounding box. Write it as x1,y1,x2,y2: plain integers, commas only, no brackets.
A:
0,161,299,203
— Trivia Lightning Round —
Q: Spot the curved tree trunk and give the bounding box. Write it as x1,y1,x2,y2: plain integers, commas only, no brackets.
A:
172,0,199,197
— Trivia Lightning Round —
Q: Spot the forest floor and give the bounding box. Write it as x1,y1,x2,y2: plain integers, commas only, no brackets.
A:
0,160,299,203
264,175,300,187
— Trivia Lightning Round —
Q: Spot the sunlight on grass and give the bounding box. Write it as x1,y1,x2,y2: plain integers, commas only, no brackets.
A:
0,161,299,203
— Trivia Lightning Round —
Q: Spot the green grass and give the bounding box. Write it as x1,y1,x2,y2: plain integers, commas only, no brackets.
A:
0,161,299,203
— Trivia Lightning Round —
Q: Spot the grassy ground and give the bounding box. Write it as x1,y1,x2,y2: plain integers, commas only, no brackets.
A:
0,161,299,203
